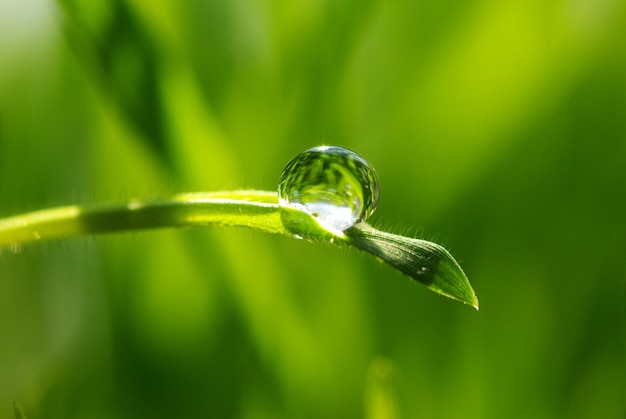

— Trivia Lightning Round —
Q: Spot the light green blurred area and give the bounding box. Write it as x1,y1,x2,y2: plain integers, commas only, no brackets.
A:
1,0,625,417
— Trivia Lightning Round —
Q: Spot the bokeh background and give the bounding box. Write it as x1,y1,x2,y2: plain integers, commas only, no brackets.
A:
1,0,626,417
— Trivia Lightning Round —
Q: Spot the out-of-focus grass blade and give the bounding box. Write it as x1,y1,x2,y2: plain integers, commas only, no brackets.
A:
56,0,169,161
346,223,479,309
364,358,404,419
13,402,27,419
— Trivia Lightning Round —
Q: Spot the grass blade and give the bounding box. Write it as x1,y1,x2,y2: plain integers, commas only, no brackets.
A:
0,191,477,307
13,402,27,419
346,224,478,309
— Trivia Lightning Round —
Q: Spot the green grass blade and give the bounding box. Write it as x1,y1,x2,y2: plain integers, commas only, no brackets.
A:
346,223,479,309
0,190,477,307
0,191,288,247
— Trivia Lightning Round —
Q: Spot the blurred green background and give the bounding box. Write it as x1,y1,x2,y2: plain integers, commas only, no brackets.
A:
1,0,625,417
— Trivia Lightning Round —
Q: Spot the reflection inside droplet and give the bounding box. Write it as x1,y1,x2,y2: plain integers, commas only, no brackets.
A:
278,145,380,233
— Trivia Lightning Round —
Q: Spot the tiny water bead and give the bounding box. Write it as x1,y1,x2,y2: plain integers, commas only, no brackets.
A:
278,146,380,233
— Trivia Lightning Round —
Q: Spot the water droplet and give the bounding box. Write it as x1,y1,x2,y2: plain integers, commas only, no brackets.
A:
278,146,380,232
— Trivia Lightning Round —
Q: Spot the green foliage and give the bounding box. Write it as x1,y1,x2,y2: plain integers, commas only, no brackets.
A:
1,0,625,417
12,402,27,419
0,191,477,307
346,224,477,308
